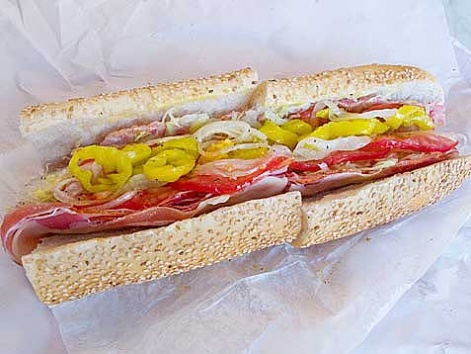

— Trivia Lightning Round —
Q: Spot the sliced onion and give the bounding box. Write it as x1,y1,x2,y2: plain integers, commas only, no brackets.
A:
193,154,274,178
324,100,343,116
312,100,344,120
194,121,267,156
356,108,397,119
236,127,266,143
146,134,192,147
53,178,82,203
163,109,211,135
125,174,166,190
218,142,268,155
293,136,372,161
162,107,177,123
263,110,288,125
94,190,137,209
176,113,211,131
331,109,398,121
81,161,103,180
53,178,116,206
240,109,263,128
313,100,328,114
227,111,242,120
268,144,292,157
194,121,252,142
276,102,311,117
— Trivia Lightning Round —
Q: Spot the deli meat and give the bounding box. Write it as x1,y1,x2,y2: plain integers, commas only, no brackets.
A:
100,121,166,147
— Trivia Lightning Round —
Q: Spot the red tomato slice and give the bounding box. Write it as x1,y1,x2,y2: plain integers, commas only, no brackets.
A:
170,156,291,195
366,134,458,153
289,149,390,172
290,134,457,172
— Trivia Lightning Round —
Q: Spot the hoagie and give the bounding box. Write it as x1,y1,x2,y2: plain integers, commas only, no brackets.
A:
2,64,470,304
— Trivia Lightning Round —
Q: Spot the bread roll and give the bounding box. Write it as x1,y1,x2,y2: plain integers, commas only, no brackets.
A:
12,64,470,305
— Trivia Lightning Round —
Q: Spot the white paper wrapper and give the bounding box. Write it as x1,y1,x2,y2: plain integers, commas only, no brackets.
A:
0,0,470,353
353,217,471,353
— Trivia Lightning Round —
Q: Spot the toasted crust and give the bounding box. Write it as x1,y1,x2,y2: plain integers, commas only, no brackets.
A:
251,64,443,109
292,156,471,248
20,68,258,162
22,192,302,305
21,67,257,133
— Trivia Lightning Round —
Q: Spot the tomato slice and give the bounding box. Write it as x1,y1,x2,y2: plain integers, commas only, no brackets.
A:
170,156,291,195
366,134,457,153
290,133,457,172
290,149,390,172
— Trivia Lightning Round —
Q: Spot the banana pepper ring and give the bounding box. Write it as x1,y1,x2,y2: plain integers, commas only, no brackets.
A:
386,105,434,131
282,119,312,137
310,119,390,140
151,136,199,158
259,120,298,150
69,145,133,193
122,143,152,165
144,148,197,182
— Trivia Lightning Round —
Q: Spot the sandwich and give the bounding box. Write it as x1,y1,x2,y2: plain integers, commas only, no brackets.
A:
1,64,470,305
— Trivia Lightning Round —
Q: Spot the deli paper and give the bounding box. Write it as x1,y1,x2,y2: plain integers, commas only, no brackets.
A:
0,0,469,353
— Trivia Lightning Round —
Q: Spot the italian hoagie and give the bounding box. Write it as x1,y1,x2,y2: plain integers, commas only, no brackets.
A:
1,65,470,305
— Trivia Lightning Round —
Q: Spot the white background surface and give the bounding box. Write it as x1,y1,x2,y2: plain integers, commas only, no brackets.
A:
355,1,471,352
0,0,470,353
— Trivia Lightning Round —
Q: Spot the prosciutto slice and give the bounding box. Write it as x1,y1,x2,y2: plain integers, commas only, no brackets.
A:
289,151,456,197
100,121,166,147
2,199,206,264
1,174,291,264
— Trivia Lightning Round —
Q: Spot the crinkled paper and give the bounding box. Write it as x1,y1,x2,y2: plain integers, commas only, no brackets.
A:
0,0,470,353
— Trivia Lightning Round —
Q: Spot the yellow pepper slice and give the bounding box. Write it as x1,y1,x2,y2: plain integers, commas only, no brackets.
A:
143,149,196,182
199,139,268,163
132,165,144,176
309,119,390,140
206,139,234,153
386,105,434,131
229,147,268,160
319,105,434,132
151,136,199,158
282,119,312,137
197,139,233,164
316,108,330,119
69,145,133,193
259,120,298,150
122,143,151,166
